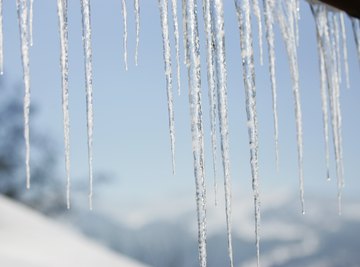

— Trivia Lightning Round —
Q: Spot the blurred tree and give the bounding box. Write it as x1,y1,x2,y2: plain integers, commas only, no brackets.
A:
0,77,64,215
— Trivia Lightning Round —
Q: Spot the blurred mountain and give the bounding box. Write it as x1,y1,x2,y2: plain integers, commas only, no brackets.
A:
64,192,360,267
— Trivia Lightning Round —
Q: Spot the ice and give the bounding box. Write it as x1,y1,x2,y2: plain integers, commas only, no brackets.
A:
182,0,189,67
16,0,31,189
158,0,176,174
235,0,261,265
276,0,305,214
351,17,360,65
251,0,263,65
80,0,94,210
311,3,344,214
202,0,218,205
57,0,71,209
0,0,3,75
187,1,207,266
134,0,140,66
263,0,279,170
316,31,331,181
121,0,128,70
170,0,181,95
213,0,234,266
340,13,350,88
29,0,34,46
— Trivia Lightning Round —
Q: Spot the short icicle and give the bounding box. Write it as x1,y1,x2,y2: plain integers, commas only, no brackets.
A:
170,0,181,95
134,0,140,66
339,13,350,88
121,0,128,70
80,0,95,210
277,0,305,214
158,0,176,174
0,0,3,74
251,0,263,65
187,1,207,266
351,17,360,66
213,0,234,266
29,0,34,46
202,0,218,206
16,0,31,189
263,0,279,170
57,0,71,209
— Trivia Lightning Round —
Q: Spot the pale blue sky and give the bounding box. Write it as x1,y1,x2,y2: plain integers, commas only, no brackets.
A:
2,0,360,216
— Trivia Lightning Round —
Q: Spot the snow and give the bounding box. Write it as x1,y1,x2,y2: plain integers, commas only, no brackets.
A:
0,196,147,267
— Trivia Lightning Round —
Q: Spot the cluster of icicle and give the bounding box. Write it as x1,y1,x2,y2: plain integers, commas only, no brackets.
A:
2,0,359,266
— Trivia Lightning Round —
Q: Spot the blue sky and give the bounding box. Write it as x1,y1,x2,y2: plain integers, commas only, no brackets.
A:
2,0,360,218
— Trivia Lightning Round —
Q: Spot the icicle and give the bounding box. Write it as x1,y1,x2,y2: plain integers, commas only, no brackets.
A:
251,0,263,65
170,0,181,95
187,1,207,266
80,0,94,210
351,17,360,66
213,1,234,266
327,11,345,212
277,0,305,214
121,0,128,70
0,0,3,75
333,14,341,84
158,0,176,174
339,13,350,88
182,0,190,67
316,33,331,181
202,0,218,206
235,0,261,266
57,0,71,209
29,0,34,46
314,23,331,181
16,0,31,189
263,0,279,170
134,0,140,66
311,4,344,214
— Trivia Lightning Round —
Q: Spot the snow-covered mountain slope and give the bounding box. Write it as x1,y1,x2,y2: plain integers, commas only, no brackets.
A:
0,196,148,267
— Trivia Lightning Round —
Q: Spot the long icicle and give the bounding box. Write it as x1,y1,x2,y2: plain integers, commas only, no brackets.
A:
251,0,263,65
16,0,31,189
187,1,207,266
0,0,3,75
213,1,234,266
134,0,140,66
158,0,176,174
29,0,34,46
339,13,350,88
328,11,344,212
57,0,71,209
311,4,343,214
121,0,128,70
80,0,94,210
235,0,261,266
316,29,331,181
277,0,305,214
263,0,279,170
170,0,181,95
202,0,218,206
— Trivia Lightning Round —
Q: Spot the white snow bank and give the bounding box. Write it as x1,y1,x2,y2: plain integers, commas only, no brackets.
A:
0,196,148,267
